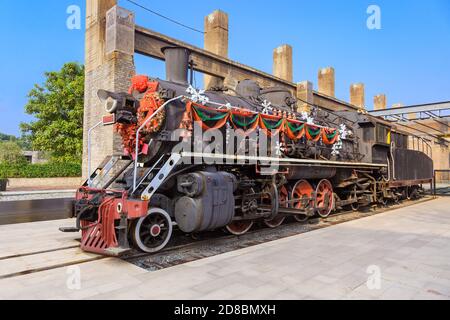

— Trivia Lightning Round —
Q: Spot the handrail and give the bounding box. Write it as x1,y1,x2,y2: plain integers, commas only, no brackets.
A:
132,95,184,192
433,169,450,196
87,121,104,187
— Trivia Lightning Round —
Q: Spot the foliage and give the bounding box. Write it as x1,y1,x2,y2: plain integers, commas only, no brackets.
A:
0,133,30,150
0,162,81,179
20,62,84,162
0,132,16,142
0,141,26,165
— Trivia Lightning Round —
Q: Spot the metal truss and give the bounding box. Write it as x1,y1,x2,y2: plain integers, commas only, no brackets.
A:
369,101,450,141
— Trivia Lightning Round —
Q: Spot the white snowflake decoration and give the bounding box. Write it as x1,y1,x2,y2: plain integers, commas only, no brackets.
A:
332,124,351,156
339,124,349,140
331,141,343,156
274,140,282,157
261,100,272,115
300,111,315,125
225,122,232,146
186,85,210,105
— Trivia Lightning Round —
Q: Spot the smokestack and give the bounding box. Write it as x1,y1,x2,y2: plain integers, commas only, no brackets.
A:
162,47,191,85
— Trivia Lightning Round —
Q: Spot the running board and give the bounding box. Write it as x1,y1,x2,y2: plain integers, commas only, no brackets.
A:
59,227,79,233
180,152,387,168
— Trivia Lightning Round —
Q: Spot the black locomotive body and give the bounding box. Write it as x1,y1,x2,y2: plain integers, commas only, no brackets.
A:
68,47,433,255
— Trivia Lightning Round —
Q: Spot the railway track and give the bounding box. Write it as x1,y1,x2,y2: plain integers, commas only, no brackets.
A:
0,196,435,280
123,196,435,271
0,198,74,225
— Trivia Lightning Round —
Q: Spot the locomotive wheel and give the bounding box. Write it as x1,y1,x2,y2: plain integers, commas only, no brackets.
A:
264,185,288,228
315,179,334,218
226,221,254,236
292,180,313,222
260,183,279,220
378,196,388,207
130,208,173,253
409,187,420,200
350,201,360,211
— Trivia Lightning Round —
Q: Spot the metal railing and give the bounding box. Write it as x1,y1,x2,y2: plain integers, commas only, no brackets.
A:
409,135,433,158
87,121,104,187
433,170,450,196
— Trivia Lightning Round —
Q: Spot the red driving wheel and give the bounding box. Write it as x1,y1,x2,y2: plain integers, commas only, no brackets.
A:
315,179,334,218
291,180,313,222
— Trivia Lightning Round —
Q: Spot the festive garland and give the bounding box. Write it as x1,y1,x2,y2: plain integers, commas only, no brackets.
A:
285,121,306,140
231,113,259,128
322,128,339,145
185,100,339,145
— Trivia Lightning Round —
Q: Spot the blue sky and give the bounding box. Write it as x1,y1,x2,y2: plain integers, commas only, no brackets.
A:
0,0,449,136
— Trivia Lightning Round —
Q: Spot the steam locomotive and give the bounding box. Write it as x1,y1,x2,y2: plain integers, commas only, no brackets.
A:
63,47,433,256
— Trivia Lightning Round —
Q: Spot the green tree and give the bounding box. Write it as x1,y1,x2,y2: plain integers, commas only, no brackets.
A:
0,133,31,150
0,132,16,142
0,141,25,164
20,62,84,163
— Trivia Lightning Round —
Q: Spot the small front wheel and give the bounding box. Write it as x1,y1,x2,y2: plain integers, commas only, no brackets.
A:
130,208,173,253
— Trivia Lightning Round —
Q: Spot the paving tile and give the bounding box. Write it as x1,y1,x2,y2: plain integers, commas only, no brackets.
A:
1,198,450,300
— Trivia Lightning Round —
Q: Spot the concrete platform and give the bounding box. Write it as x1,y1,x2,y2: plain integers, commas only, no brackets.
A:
0,197,449,300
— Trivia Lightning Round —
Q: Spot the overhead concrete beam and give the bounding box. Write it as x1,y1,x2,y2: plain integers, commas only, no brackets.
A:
135,25,295,92
134,25,362,113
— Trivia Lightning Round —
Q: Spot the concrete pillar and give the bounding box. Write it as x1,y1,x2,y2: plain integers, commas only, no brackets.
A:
273,45,293,82
350,83,365,109
83,2,136,178
373,94,387,111
318,67,335,97
204,10,228,89
296,81,313,113
85,0,117,72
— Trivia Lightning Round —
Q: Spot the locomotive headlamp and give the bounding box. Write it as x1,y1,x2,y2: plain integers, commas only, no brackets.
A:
98,89,121,114
97,89,139,127
98,90,138,114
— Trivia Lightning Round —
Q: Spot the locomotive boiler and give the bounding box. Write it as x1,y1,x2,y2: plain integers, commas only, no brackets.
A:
62,47,433,256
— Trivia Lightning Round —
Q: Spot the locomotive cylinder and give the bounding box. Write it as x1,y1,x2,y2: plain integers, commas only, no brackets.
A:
174,172,237,233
